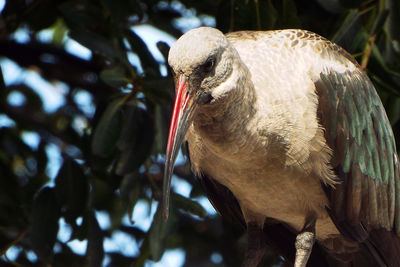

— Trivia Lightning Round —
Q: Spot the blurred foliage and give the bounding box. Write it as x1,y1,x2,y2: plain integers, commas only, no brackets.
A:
0,0,399,266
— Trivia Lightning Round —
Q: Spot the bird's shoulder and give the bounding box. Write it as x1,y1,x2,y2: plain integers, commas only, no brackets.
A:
226,29,358,68
226,29,332,48
226,29,323,42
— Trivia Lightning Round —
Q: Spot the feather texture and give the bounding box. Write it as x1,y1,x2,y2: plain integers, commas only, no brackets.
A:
315,67,400,231
168,27,400,266
315,65,400,266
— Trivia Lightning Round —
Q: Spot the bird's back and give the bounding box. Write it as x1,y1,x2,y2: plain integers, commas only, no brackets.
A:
226,29,357,94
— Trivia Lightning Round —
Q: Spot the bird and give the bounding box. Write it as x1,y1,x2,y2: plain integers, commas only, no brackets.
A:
162,26,400,267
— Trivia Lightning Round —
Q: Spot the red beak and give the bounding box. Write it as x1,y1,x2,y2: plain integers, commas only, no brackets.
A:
162,76,198,219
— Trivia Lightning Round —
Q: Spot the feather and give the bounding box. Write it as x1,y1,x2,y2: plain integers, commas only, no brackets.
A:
315,63,400,265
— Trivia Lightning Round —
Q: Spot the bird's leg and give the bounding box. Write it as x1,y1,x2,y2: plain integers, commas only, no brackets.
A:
241,221,266,267
294,216,317,267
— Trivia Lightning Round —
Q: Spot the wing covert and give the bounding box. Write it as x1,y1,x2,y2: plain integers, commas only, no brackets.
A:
315,66,400,235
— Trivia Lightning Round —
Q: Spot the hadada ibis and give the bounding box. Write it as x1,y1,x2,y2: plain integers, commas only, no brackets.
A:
162,27,400,267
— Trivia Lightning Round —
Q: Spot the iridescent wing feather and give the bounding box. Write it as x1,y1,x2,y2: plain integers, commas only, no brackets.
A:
315,55,400,265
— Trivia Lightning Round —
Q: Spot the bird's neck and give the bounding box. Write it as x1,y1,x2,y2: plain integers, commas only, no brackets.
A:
192,61,256,150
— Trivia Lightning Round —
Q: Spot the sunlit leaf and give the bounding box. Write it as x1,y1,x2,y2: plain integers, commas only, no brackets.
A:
51,18,68,45
100,67,128,88
172,193,207,218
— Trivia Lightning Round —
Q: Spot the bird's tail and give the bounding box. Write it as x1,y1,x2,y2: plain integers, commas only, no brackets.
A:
367,229,400,267
323,228,400,267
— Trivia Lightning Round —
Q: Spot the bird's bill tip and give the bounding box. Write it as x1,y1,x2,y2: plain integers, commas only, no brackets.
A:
162,76,191,220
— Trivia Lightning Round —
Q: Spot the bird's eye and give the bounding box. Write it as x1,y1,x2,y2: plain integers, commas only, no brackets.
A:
203,57,215,73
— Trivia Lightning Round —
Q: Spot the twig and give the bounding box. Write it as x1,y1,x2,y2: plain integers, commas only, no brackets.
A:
361,34,376,70
0,229,28,257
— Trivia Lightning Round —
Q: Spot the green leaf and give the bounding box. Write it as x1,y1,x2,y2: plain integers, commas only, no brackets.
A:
100,67,128,88
54,158,89,217
100,0,138,23
109,197,127,230
91,96,126,157
86,210,104,267
172,193,207,218
370,9,389,36
30,187,61,263
120,172,141,223
385,0,400,42
142,78,174,104
90,178,115,211
0,65,5,95
115,104,154,175
279,0,301,28
153,104,171,155
69,30,116,59
59,2,104,33
217,0,277,31
147,205,176,261
24,0,58,31
331,9,360,43
156,41,170,64
125,29,161,77
135,204,177,266
339,0,364,9
51,18,68,45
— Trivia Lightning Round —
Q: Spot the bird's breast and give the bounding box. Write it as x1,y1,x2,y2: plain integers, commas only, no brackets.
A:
187,128,341,241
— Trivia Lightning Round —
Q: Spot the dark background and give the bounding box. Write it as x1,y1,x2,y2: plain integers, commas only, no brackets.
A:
0,0,399,266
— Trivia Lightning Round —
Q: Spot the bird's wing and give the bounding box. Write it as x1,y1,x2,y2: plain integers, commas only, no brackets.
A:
315,64,400,234
198,172,246,226
314,47,400,265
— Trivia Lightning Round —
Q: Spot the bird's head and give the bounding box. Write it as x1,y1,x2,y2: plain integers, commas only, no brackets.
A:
162,27,235,219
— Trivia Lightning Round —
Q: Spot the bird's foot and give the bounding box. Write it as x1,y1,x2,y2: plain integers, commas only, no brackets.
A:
295,231,315,267
294,217,316,267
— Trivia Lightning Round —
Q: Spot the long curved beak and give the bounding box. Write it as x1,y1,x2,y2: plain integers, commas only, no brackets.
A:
162,76,198,219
